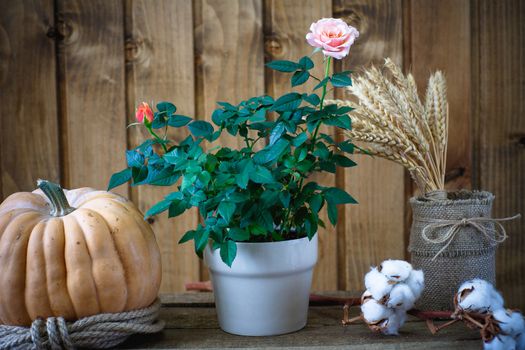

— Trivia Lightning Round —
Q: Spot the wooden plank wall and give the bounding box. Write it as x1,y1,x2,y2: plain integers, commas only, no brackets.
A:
0,0,523,308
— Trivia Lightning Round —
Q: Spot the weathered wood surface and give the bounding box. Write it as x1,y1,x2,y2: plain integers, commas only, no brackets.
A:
0,0,60,196
264,0,337,292
0,0,523,308
120,293,480,349
407,0,472,192
471,0,525,309
56,0,128,197
125,0,200,293
194,0,265,281
333,0,406,292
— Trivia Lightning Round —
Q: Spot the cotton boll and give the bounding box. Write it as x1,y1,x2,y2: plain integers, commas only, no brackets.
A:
361,290,373,304
405,269,425,299
456,279,502,313
386,283,416,311
361,298,393,324
365,267,393,300
493,309,525,337
377,310,407,336
516,332,525,350
483,335,517,350
379,260,413,282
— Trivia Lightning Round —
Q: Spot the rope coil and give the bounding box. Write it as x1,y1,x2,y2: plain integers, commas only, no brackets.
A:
0,299,165,350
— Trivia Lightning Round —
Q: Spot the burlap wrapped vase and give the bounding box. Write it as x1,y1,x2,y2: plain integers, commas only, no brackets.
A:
408,190,511,311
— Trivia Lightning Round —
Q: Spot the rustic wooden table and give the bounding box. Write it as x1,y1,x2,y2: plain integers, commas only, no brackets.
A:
120,293,481,349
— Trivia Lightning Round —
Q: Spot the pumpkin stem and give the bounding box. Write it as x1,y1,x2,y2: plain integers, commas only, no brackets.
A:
37,179,75,216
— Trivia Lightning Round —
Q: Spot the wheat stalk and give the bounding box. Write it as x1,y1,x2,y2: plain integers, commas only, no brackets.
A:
327,59,449,195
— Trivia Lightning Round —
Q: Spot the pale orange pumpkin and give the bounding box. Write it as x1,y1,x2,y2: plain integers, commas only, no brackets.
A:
0,180,162,326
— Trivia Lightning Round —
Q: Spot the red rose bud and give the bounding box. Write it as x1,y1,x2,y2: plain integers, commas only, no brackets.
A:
136,102,154,124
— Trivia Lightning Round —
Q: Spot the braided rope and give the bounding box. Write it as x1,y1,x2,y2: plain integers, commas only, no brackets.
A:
0,299,165,350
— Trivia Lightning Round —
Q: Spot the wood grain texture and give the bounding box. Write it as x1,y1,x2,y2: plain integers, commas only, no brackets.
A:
120,293,481,349
264,0,335,291
194,0,264,149
56,0,127,197
0,0,59,196
194,0,265,281
472,0,525,308
407,0,472,191
334,0,405,292
125,0,200,293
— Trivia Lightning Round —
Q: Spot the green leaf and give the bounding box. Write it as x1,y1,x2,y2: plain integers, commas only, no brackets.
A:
253,139,289,164
338,141,355,153
156,101,176,114
269,123,285,146
149,167,181,186
314,77,330,90
218,201,236,223
108,168,132,190
304,94,320,106
195,229,210,253
188,120,214,137
236,159,254,189
220,240,237,267
168,115,192,127
324,114,351,129
291,70,309,87
169,200,187,218
331,73,352,87
309,194,323,213
325,187,358,204
249,165,274,183
178,230,195,244
271,93,302,112
145,200,171,218
279,191,291,208
333,154,357,167
299,56,314,70
266,60,302,72
229,228,250,242
327,201,338,225
292,132,308,147
249,108,267,123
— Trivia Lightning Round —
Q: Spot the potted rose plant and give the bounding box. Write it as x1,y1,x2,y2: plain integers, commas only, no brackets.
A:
109,18,359,336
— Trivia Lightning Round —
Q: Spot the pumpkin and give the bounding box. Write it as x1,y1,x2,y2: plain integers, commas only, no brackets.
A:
0,180,162,326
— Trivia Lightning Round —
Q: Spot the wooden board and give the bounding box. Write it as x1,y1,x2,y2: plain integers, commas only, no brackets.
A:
407,0,472,191
0,0,60,196
125,0,200,293
194,0,265,281
194,0,264,149
333,0,405,291
264,0,335,291
471,0,525,309
120,293,481,349
56,0,127,197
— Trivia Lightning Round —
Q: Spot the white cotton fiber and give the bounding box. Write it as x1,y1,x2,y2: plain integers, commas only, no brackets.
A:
457,279,503,313
493,309,525,337
386,283,416,311
483,335,517,350
405,269,425,299
516,332,525,350
361,298,393,324
380,259,412,282
365,267,393,300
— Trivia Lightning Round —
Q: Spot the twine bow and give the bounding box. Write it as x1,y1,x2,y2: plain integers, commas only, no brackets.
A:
421,214,521,260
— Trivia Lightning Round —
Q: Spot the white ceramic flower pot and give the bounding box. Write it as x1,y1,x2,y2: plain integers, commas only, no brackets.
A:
204,234,318,336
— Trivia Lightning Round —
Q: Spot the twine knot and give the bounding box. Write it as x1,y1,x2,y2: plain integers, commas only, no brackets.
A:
0,299,165,349
422,214,521,261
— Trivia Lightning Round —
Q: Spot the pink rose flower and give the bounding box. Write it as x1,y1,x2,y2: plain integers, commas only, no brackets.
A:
306,18,359,59
136,102,154,124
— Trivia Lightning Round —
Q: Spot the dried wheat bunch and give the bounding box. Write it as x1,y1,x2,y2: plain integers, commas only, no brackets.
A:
327,58,449,195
